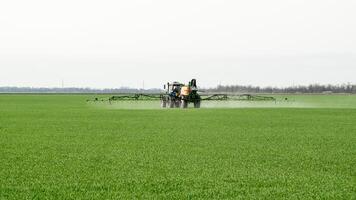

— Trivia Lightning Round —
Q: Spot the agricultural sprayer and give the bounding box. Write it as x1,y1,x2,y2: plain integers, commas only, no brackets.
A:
88,79,276,108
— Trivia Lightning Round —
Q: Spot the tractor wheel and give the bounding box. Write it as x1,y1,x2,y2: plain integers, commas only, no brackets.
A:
194,101,201,108
181,100,188,108
175,101,181,108
169,100,175,108
161,100,167,108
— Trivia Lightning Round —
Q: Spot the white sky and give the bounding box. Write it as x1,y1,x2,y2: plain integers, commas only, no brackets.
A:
0,0,355,89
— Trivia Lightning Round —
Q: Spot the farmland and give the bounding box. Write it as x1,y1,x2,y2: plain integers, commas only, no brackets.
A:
0,94,356,199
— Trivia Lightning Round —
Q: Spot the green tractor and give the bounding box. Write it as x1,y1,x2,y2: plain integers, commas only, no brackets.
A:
161,79,201,109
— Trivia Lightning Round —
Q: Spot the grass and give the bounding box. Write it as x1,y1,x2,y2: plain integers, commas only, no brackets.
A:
0,94,356,199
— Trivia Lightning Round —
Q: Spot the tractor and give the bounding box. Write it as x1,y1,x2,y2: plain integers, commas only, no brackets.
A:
161,79,201,108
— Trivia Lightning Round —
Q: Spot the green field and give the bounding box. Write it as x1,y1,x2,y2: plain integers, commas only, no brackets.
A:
0,94,356,199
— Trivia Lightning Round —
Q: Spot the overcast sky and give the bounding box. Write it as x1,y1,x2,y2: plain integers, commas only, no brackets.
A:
0,0,355,89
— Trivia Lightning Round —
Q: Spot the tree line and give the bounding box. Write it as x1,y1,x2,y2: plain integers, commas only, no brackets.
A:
0,87,161,94
1,83,355,94
206,83,356,94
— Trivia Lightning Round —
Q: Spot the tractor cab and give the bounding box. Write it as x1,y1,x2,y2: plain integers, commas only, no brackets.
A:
164,82,184,96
